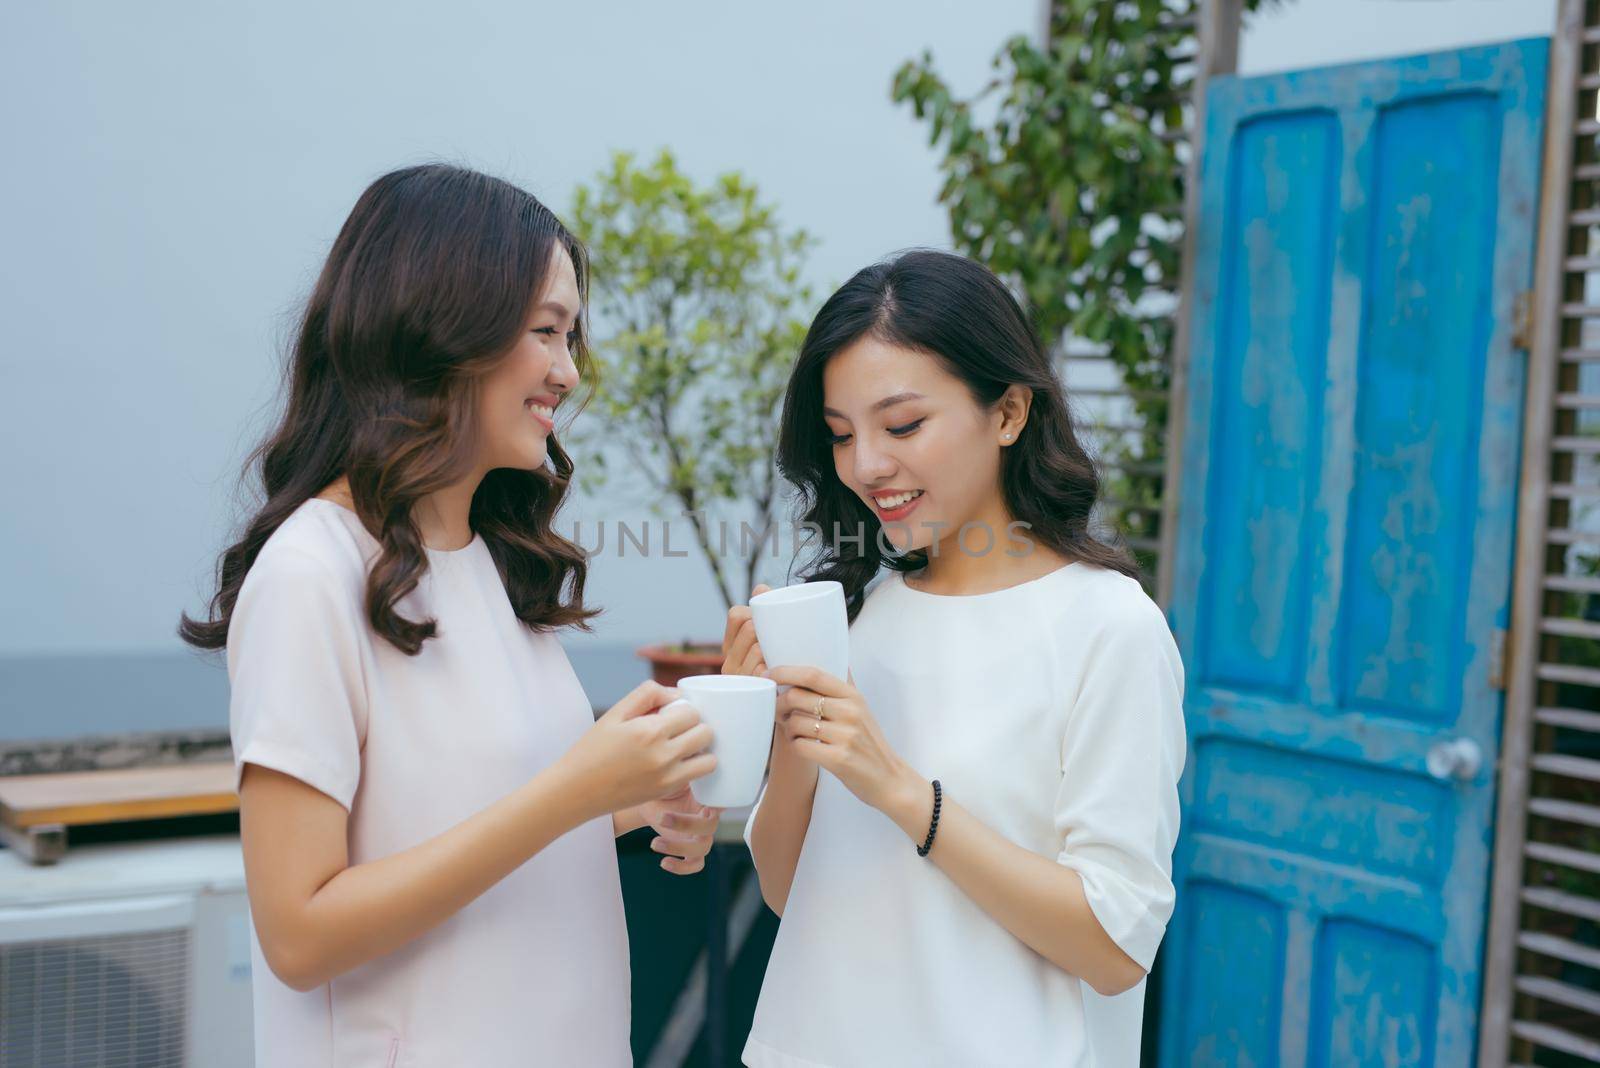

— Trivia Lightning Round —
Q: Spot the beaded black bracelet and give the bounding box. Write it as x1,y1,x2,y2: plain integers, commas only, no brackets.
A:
917,779,943,857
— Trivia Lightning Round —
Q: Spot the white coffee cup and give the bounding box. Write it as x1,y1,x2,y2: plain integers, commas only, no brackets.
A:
662,674,777,809
750,580,850,682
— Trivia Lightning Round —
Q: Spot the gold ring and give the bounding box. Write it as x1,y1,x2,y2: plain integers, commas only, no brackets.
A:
813,718,821,736
816,696,826,718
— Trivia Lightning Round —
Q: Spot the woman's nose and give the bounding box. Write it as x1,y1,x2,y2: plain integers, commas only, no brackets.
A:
548,343,580,392
852,440,897,484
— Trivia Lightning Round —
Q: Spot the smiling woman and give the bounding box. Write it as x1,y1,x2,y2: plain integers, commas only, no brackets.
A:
731,249,1185,1067
780,248,1140,614
180,165,598,654
478,281,581,474
176,165,721,1068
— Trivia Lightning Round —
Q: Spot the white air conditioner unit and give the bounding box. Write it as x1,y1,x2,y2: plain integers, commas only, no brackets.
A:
0,835,254,1067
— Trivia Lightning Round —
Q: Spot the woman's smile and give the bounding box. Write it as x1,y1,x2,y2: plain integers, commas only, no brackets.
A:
525,393,559,431
870,488,925,522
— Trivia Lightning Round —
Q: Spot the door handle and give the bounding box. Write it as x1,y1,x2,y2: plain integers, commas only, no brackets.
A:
1426,738,1483,782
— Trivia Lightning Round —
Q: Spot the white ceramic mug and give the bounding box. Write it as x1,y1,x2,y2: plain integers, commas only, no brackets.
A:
662,674,777,808
749,580,850,683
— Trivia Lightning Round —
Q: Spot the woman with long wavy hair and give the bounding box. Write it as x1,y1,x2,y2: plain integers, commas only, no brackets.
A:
181,164,718,1067
721,250,1186,1066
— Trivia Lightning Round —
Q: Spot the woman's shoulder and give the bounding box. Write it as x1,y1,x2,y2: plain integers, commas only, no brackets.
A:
241,499,373,603
224,501,377,668
1045,561,1173,649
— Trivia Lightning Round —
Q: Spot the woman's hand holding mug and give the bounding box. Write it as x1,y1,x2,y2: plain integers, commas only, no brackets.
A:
560,680,718,821
722,584,772,676
766,665,920,818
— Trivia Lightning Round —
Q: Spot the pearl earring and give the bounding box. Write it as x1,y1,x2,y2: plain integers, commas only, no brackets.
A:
1003,433,1013,441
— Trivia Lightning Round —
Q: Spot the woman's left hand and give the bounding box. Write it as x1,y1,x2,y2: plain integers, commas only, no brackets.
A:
635,788,721,875
766,665,921,816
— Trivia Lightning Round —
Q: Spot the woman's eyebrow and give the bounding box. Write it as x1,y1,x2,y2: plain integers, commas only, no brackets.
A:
823,391,925,418
533,300,575,318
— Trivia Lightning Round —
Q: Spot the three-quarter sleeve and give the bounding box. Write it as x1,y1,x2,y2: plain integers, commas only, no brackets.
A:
226,546,369,811
1051,597,1186,971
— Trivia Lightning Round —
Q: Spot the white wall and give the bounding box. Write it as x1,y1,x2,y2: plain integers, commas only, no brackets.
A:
0,1,1033,662
0,0,1563,735
1239,0,1557,75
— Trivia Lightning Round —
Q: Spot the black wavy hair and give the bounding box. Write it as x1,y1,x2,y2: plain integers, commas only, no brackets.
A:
777,249,1138,621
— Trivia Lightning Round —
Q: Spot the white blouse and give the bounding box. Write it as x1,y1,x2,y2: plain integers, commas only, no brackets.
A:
742,562,1186,1068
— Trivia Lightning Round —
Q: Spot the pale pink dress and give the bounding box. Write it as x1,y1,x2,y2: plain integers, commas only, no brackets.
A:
227,498,630,1067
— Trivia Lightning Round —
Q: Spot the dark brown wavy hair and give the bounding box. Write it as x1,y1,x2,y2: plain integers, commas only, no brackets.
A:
778,249,1139,621
181,163,599,655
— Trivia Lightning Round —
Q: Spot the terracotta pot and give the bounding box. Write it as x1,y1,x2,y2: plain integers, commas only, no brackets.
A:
636,642,724,687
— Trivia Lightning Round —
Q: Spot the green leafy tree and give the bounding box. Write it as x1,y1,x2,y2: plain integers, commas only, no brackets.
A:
569,150,815,611
891,0,1277,571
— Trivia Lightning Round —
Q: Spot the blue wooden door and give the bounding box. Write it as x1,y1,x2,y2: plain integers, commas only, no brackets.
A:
1160,40,1548,1067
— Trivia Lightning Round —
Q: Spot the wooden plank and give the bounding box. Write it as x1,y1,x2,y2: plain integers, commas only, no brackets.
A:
1099,499,1163,514
1510,1020,1600,1061
1535,705,1600,733
1522,885,1600,922
1514,975,1600,1018
1156,0,1242,611
1535,662,1600,688
0,821,66,865
1547,482,1600,500
1526,840,1600,875
1526,796,1600,828
1544,527,1600,544
1098,460,1168,479
1541,574,1600,594
1538,616,1600,639
0,763,237,830
1529,752,1600,782
1070,385,1168,401
1518,931,1600,971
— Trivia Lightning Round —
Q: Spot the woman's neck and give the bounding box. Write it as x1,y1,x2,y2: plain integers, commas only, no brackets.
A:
911,499,1068,596
318,474,481,552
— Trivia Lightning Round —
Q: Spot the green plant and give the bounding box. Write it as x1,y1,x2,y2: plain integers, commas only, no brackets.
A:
891,0,1278,571
569,150,815,612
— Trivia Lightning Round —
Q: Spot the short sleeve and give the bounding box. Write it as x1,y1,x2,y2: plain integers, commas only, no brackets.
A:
1051,595,1186,972
226,546,369,811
